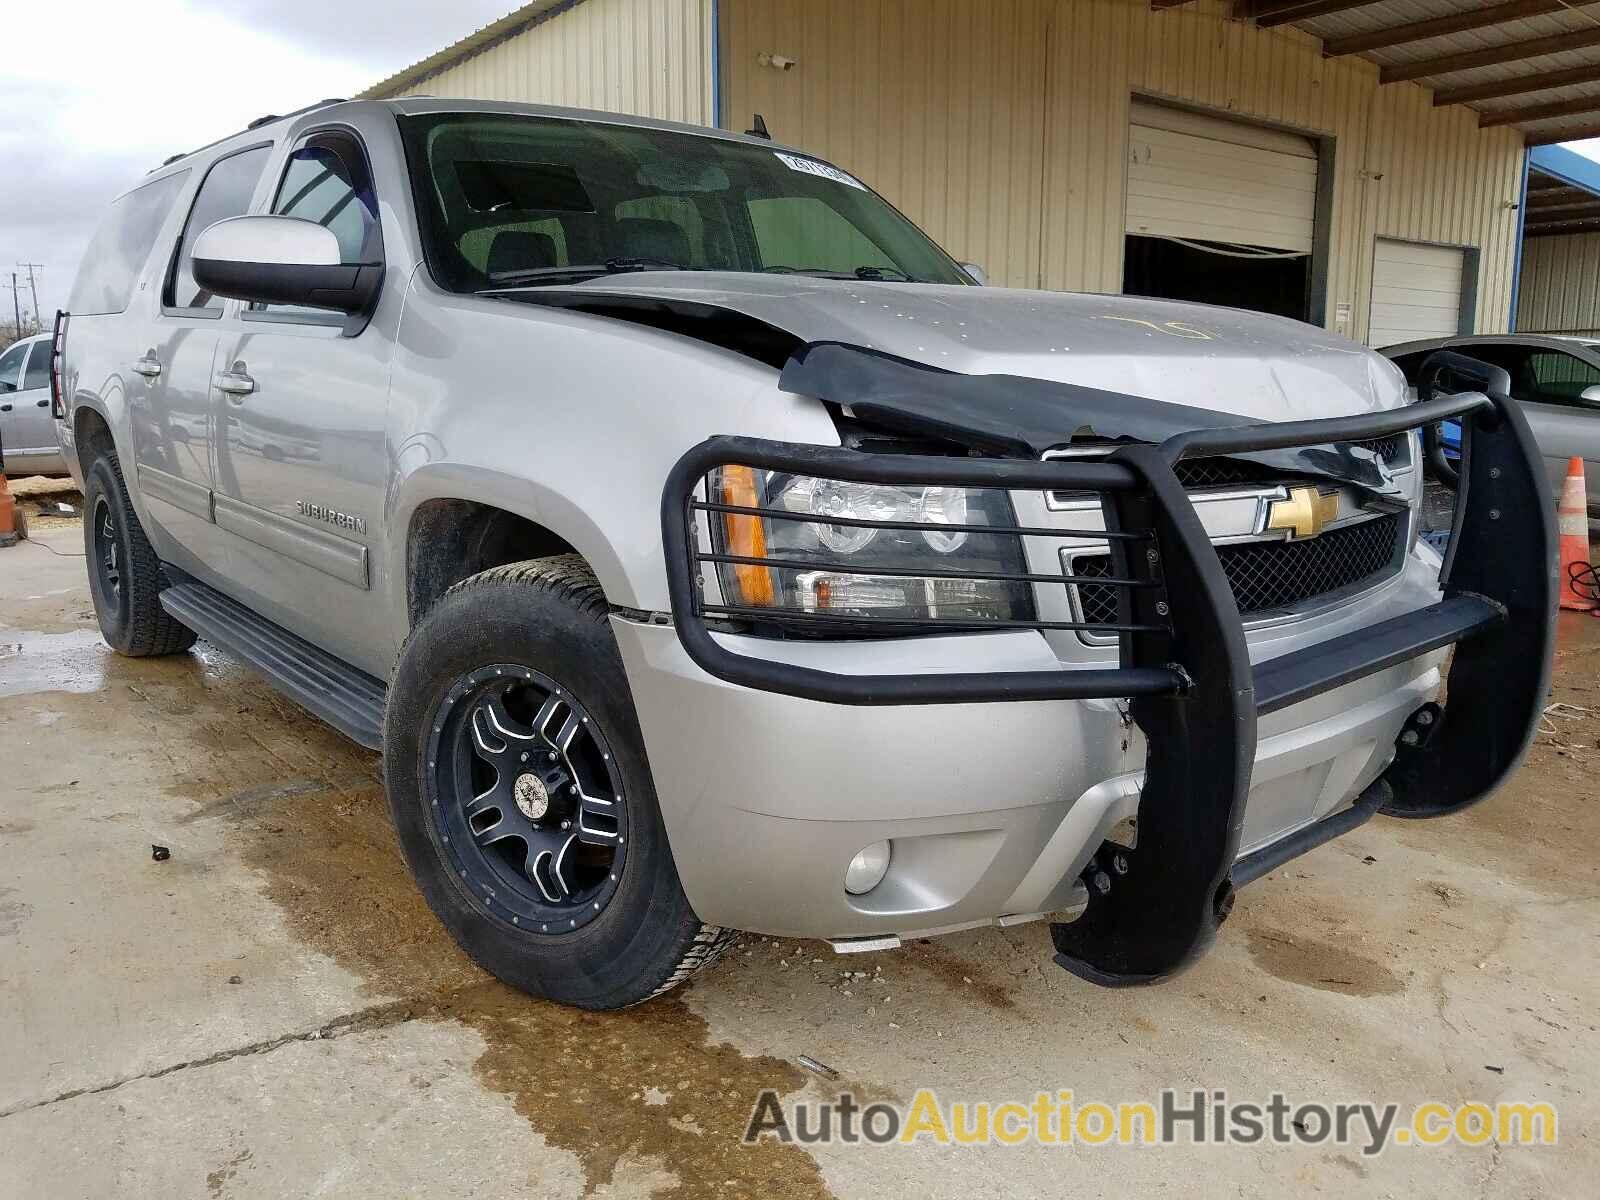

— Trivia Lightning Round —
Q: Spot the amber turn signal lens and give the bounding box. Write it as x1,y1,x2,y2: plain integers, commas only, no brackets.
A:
719,465,775,606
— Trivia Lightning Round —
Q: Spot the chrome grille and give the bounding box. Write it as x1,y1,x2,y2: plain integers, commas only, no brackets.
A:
1070,513,1404,625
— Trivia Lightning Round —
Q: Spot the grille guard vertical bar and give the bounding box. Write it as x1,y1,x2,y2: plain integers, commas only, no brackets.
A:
1049,443,1256,986
1379,352,1556,818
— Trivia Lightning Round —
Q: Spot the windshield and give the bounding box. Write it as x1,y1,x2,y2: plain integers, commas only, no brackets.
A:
397,112,971,291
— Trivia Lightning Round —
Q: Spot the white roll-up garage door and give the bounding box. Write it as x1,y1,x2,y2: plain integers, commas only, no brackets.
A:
1125,101,1319,253
1367,239,1467,348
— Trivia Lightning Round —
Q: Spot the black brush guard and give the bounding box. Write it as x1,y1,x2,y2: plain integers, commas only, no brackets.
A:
659,352,1555,987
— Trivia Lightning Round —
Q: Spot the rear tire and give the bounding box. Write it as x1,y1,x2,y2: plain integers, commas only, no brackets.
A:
384,555,738,1009
82,452,196,657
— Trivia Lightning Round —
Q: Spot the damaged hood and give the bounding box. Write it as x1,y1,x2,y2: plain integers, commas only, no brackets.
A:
537,273,1409,425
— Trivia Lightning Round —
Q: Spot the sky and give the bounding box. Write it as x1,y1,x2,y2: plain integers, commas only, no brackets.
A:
0,0,511,328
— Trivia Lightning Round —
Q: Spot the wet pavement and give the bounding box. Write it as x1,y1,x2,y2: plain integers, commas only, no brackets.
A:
2,518,1598,1197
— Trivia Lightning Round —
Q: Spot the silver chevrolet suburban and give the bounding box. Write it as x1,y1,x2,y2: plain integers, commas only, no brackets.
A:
54,98,1555,1009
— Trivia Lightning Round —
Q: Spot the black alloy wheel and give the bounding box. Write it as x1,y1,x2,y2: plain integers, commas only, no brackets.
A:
426,665,627,933
92,496,126,619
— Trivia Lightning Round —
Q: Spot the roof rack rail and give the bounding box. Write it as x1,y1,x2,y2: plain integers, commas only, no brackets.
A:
151,97,349,172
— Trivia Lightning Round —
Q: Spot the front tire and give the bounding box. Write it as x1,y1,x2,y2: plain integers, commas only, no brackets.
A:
82,452,197,657
384,556,737,1009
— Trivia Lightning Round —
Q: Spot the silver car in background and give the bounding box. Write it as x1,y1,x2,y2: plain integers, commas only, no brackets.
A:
1384,334,1600,522
0,333,67,477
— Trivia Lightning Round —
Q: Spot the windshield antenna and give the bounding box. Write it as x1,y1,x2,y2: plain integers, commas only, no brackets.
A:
745,114,772,140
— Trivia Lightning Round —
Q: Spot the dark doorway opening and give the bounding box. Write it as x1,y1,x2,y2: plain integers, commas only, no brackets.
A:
1122,235,1311,322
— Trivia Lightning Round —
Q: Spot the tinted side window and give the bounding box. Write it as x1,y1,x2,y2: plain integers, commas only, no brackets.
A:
1528,352,1600,407
166,145,272,311
1436,345,1531,397
22,342,50,391
68,170,190,316
271,134,379,261
253,132,380,319
0,342,27,393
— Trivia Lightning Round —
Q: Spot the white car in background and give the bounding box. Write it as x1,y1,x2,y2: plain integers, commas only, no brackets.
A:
0,333,67,477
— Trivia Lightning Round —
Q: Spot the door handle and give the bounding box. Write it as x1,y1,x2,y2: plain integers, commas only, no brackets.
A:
35,399,48,407
132,356,162,379
0,402,11,412
216,370,256,398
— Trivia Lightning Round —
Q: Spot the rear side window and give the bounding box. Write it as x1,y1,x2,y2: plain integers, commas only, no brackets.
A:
67,170,190,316
22,342,50,391
166,145,272,312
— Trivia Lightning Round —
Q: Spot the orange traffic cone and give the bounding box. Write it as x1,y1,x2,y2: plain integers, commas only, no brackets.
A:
1558,456,1594,612
0,469,23,549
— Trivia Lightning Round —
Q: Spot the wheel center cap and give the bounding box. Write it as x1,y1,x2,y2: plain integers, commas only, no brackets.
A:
513,773,550,821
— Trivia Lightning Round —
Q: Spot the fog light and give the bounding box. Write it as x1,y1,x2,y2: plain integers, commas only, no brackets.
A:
844,840,892,895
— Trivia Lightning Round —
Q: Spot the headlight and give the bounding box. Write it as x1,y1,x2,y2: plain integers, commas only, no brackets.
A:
708,466,1035,627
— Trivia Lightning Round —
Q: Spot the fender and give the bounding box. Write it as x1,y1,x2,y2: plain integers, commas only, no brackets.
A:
385,460,637,650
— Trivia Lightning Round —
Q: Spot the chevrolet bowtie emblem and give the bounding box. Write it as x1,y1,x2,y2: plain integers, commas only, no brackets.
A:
1266,486,1340,539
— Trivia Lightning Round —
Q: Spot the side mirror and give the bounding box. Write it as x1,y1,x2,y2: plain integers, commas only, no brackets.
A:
1580,384,1600,409
958,261,988,286
191,215,381,315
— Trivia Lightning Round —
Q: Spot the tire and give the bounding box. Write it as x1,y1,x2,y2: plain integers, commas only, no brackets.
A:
82,452,197,657
384,555,738,1010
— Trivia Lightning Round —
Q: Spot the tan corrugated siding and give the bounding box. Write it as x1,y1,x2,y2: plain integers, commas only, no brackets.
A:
1517,233,1600,335
1363,81,1523,341
722,0,1526,339
384,0,714,126
722,0,1052,290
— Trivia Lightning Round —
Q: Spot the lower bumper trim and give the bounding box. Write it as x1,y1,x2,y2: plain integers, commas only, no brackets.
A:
1231,777,1390,887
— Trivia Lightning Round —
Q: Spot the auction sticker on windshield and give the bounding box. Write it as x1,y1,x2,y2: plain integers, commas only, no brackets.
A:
773,151,866,190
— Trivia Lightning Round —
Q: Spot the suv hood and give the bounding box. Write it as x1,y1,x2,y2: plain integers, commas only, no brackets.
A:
539,273,1407,425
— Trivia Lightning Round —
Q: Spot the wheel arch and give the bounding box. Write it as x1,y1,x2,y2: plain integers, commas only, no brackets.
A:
72,402,117,476
388,463,639,640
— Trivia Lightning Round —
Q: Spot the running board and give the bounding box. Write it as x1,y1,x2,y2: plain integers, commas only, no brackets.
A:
159,579,387,749
1251,594,1504,716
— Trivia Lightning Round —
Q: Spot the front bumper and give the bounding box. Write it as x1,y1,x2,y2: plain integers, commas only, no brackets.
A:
650,351,1555,986
614,568,1446,942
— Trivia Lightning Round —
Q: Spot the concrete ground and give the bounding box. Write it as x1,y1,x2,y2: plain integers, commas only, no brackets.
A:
2,505,1597,1198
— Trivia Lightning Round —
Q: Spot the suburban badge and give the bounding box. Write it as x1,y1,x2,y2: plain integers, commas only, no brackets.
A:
295,500,367,535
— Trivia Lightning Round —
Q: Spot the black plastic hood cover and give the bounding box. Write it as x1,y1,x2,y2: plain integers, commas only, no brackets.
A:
779,341,1400,488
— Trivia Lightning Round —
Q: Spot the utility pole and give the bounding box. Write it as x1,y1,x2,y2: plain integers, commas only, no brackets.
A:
9,273,20,339
17,264,42,333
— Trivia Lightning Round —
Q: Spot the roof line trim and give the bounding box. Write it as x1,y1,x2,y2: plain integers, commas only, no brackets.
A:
1529,145,1600,201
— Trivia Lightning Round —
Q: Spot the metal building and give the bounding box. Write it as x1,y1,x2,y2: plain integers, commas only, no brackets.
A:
362,0,1600,347
1516,144,1600,337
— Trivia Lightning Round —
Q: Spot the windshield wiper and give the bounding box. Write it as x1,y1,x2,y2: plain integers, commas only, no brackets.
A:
852,265,916,281
479,257,692,289
761,264,925,282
